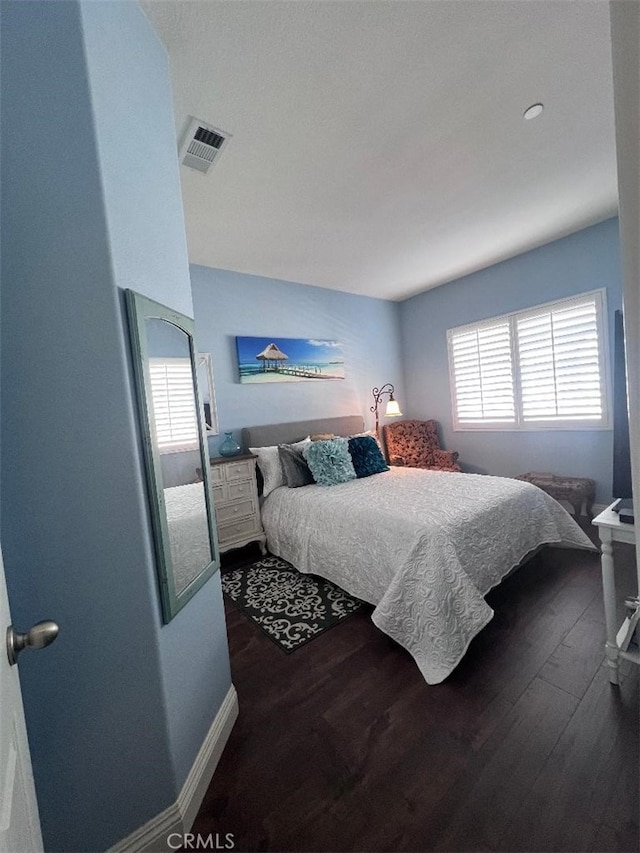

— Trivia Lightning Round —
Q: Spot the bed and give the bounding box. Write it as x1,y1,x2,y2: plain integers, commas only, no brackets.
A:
243,416,595,684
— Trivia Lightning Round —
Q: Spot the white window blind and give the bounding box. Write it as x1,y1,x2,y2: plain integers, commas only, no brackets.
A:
517,298,603,422
447,290,610,430
449,321,515,425
149,358,199,451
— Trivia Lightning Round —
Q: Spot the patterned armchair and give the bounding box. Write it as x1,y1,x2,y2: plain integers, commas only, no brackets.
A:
383,419,461,472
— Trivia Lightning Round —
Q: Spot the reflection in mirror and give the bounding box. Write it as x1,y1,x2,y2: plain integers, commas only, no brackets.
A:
126,292,219,622
146,319,212,596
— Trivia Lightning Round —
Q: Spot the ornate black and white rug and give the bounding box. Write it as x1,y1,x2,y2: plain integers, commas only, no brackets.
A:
221,555,364,652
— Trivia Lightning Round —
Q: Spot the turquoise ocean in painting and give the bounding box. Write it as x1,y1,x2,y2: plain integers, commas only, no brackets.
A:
236,336,345,383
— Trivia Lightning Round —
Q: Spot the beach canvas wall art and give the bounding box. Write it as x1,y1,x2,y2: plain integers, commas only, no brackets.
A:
236,336,345,384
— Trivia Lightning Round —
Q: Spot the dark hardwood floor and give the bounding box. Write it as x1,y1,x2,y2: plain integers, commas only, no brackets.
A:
194,528,639,852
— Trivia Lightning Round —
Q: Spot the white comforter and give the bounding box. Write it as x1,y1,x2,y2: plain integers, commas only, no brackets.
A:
164,482,213,593
261,467,595,684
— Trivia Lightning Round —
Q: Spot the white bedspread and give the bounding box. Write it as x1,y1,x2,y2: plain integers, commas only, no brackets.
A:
261,467,595,684
164,482,212,594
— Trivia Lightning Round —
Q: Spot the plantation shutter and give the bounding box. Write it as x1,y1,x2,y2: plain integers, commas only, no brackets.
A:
447,289,608,430
516,294,604,423
149,358,199,450
449,321,515,425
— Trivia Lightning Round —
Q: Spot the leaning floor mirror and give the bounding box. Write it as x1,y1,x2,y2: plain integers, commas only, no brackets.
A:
125,289,219,623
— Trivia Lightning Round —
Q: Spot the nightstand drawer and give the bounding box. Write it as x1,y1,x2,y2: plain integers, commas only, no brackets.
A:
217,516,261,546
211,480,253,505
226,480,253,501
225,459,254,482
210,466,225,485
216,497,255,524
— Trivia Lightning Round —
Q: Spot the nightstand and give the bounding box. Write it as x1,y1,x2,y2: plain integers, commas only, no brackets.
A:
592,502,638,684
209,454,267,555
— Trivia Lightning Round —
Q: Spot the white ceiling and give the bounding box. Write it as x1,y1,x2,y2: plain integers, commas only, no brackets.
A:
140,0,618,302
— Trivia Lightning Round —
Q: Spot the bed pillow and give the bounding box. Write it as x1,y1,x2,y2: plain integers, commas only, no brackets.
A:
350,428,384,452
278,443,314,488
348,435,389,478
250,437,310,497
303,438,357,486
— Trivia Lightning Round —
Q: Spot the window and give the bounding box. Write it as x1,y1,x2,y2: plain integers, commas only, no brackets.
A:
149,357,200,451
447,290,610,430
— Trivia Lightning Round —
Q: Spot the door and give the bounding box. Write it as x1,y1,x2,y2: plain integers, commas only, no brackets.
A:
0,545,43,853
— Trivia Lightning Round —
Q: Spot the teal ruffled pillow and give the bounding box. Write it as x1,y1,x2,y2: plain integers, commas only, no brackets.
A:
348,435,389,478
303,438,357,486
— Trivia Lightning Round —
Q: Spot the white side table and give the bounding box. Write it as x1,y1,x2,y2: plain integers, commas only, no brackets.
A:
209,455,267,556
592,502,638,684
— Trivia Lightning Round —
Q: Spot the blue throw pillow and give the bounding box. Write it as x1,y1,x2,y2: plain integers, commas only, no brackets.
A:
348,435,389,478
303,438,357,486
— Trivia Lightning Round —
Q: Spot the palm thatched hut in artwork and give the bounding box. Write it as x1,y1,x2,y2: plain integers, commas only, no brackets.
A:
256,342,289,373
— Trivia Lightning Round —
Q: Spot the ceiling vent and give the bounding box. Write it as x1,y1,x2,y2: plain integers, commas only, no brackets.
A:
179,117,230,175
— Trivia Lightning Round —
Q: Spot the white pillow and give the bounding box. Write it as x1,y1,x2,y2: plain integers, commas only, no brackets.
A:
250,437,310,497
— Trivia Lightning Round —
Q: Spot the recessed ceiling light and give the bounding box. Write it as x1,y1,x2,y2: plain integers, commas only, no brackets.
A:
524,103,544,121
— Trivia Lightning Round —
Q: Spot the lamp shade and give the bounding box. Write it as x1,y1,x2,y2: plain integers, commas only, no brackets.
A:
385,398,402,417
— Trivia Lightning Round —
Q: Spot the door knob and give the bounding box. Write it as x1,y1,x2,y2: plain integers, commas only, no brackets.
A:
6,620,59,666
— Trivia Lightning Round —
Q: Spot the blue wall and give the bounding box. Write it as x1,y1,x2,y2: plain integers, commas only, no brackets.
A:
0,2,230,849
190,266,405,452
399,218,622,502
80,0,232,796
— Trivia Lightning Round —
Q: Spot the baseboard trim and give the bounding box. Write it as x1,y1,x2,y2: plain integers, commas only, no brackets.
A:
109,803,183,853
177,684,239,830
110,684,239,853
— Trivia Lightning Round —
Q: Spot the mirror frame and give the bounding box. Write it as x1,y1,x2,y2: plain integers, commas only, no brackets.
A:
125,289,219,623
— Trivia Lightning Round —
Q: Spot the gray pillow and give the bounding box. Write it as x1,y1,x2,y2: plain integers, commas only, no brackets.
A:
278,443,314,488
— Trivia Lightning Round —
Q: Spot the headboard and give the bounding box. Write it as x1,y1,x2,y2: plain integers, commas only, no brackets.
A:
242,415,365,449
